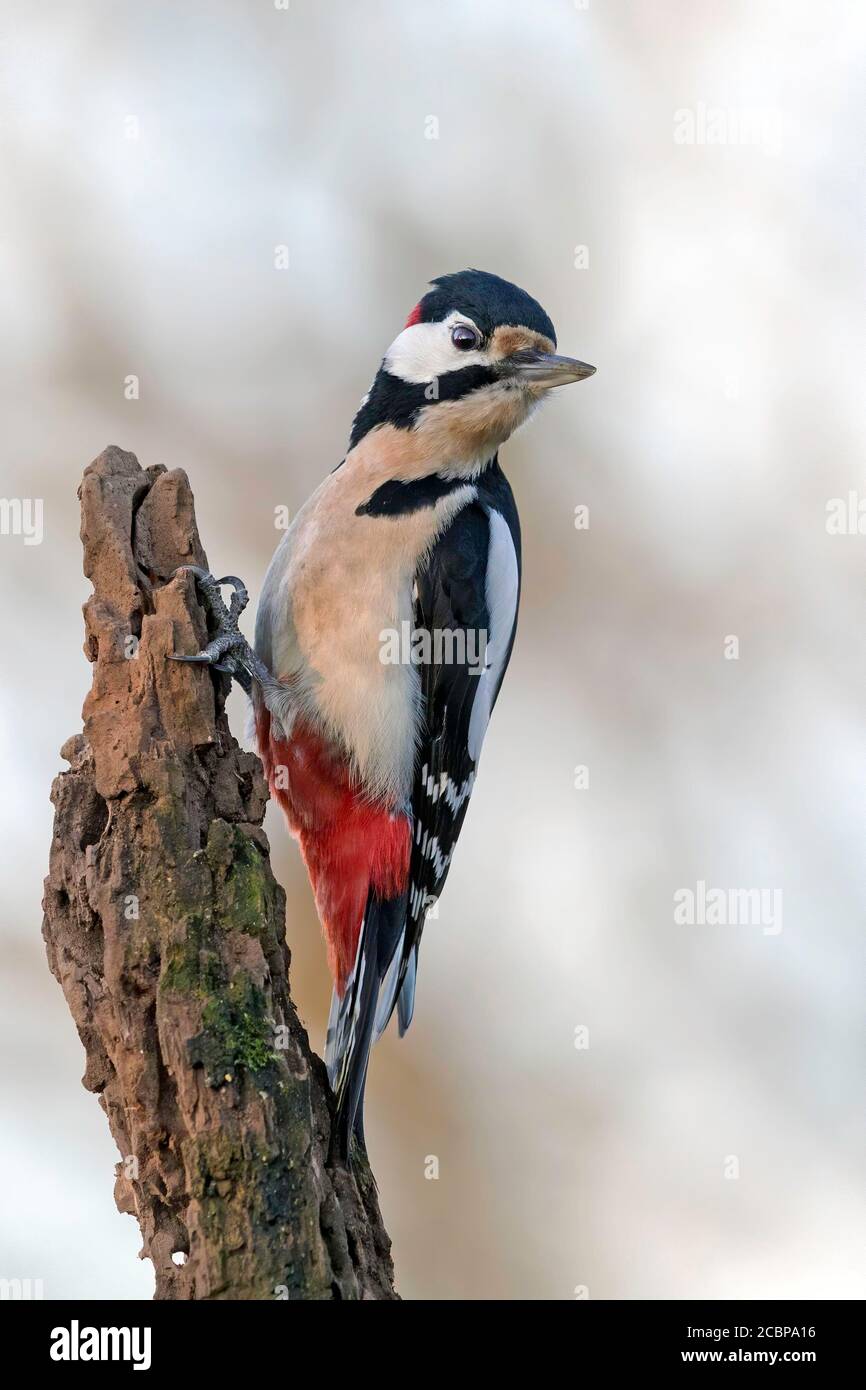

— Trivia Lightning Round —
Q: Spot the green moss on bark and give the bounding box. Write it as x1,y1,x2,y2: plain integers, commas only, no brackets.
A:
207,820,277,939
189,975,277,1084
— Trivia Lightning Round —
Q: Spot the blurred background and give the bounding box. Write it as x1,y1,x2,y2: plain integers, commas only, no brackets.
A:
1,0,864,1300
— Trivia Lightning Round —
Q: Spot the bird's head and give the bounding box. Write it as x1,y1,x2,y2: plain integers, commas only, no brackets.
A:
348,269,595,477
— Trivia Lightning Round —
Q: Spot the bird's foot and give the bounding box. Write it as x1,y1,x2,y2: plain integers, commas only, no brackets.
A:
168,565,260,691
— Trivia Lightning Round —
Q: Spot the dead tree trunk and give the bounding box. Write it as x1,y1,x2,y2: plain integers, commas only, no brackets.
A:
41,446,396,1300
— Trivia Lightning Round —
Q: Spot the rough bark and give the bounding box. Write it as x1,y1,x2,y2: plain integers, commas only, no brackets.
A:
41,445,396,1300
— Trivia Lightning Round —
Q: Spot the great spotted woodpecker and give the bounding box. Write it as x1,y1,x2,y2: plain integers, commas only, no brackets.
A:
171,270,595,1155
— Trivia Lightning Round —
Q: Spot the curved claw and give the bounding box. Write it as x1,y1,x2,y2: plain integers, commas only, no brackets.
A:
173,566,248,622
174,564,212,583
167,566,253,685
215,575,249,619
168,651,235,678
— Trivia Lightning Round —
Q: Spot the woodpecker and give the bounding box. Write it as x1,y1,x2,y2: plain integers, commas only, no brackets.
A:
171,269,595,1156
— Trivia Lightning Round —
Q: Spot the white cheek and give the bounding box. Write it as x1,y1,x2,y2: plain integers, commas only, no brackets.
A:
383,317,489,384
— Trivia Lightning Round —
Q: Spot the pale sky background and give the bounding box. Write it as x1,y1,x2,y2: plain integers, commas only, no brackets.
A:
0,0,864,1299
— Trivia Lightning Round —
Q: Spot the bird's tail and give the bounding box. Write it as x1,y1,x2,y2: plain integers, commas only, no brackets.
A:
326,889,408,1160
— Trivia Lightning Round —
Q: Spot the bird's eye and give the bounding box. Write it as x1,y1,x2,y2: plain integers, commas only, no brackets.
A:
451,324,479,351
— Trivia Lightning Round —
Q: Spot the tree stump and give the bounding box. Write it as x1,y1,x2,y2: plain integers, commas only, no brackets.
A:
41,446,396,1300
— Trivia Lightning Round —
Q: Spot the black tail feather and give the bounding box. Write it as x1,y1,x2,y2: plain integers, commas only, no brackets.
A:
329,891,407,1162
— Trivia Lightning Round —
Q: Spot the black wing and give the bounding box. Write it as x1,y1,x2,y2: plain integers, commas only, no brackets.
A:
378,460,522,1037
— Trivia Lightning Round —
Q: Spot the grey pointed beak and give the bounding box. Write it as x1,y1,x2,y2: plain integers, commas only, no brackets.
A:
501,348,597,388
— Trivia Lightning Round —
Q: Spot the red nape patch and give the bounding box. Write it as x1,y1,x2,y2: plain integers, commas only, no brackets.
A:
255,707,410,994
404,300,424,328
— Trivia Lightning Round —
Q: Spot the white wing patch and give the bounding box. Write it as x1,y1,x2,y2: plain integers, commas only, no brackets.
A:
468,508,520,761
420,762,475,813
